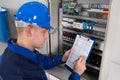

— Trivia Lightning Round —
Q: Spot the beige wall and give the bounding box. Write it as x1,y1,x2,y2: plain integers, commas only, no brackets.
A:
49,0,59,54
99,0,120,80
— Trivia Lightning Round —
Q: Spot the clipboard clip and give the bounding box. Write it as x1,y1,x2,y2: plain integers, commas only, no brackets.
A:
77,32,90,41
77,32,81,38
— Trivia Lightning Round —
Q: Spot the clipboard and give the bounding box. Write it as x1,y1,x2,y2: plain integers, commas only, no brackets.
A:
65,34,95,72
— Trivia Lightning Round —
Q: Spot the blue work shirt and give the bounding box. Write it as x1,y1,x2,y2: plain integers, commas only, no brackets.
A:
0,39,80,80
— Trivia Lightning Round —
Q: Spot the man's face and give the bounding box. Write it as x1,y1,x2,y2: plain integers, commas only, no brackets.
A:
31,26,49,49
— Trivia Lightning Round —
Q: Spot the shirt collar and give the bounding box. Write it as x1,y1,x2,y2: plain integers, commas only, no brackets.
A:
8,39,38,63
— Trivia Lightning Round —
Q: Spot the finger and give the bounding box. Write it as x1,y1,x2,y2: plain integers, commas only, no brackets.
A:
83,61,86,70
81,56,86,62
84,67,87,71
69,48,73,51
77,56,83,63
68,48,72,52
81,58,86,65
79,56,84,61
67,48,73,55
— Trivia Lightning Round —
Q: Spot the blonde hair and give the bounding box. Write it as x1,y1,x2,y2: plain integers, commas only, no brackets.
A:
15,20,29,34
16,27,24,34
15,20,39,35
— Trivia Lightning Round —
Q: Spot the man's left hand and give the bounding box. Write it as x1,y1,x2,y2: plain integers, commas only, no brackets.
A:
62,48,72,62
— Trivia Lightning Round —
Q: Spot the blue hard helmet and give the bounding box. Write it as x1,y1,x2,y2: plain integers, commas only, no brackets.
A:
14,1,53,29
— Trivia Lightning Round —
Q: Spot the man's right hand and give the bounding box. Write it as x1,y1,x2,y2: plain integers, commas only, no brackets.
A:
73,56,86,75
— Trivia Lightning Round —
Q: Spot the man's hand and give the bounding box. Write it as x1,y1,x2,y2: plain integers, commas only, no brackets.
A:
74,56,86,75
62,48,72,62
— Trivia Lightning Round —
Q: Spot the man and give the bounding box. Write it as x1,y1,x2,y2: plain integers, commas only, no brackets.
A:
0,1,86,80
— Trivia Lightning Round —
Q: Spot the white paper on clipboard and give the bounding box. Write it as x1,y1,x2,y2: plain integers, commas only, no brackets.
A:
66,34,94,69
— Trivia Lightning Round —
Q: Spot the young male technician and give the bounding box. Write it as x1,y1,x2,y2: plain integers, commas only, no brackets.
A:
0,1,86,80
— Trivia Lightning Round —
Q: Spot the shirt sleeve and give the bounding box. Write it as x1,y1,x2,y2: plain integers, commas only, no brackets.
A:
38,54,64,70
69,72,81,80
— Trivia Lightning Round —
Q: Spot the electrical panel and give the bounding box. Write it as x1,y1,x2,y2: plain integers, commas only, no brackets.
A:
59,0,110,80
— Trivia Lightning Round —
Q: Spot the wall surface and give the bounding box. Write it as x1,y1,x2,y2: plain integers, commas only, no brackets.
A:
49,0,59,54
99,0,120,80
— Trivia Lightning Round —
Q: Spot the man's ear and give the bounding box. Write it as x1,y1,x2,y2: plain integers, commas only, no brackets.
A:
25,25,32,37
